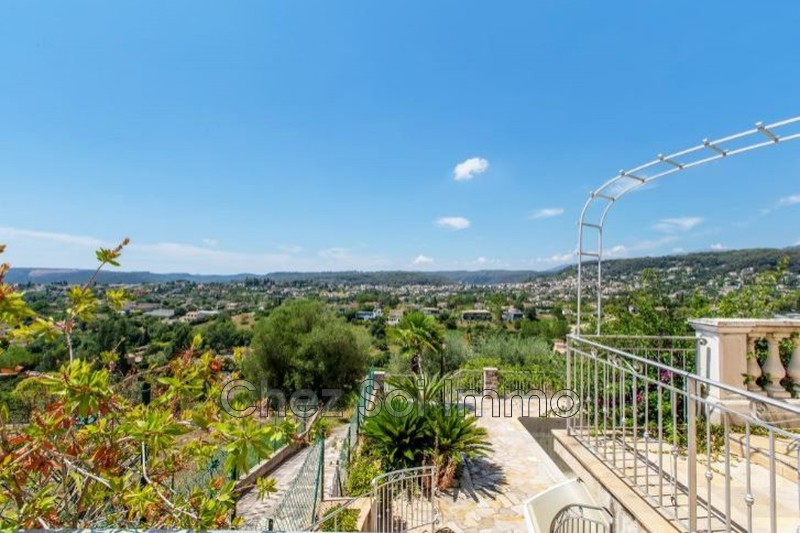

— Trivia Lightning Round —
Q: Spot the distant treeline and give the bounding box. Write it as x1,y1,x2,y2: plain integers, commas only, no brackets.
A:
7,246,799,286
561,246,800,281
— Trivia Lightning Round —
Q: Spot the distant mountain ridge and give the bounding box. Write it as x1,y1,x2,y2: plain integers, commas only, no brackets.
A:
6,246,799,286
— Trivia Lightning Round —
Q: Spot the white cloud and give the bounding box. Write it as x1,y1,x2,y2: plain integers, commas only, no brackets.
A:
279,244,304,254
318,247,350,261
0,226,396,273
606,245,628,257
653,217,703,233
130,242,302,273
317,247,389,269
453,157,489,181
710,243,726,251
761,194,800,215
601,236,678,258
412,255,434,265
436,216,471,230
202,238,218,247
475,256,497,266
630,235,680,250
530,208,565,220
673,247,686,254
527,248,578,265
0,226,104,248
779,194,800,207
547,251,575,263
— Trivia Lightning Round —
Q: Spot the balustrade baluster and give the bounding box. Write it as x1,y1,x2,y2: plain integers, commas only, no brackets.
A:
763,334,789,398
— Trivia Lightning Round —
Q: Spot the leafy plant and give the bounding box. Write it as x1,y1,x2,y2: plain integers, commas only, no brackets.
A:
310,415,332,441
0,241,287,529
318,504,360,532
361,408,430,471
344,450,384,496
360,374,490,489
427,406,490,488
384,372,449,405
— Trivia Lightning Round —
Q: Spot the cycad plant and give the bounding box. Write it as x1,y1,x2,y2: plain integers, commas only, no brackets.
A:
428,406,490,488
361,408,431,471
384,372,449,405
361,373,491,489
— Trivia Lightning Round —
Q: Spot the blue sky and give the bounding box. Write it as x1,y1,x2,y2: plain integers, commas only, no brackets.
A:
1,1,799,274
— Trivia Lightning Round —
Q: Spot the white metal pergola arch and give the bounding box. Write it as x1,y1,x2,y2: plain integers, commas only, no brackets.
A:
576,116,800,334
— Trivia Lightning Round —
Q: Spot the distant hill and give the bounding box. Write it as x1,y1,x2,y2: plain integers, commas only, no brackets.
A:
6,246,799,286
559,246,800,280
4,269,259,285
4,268,541,286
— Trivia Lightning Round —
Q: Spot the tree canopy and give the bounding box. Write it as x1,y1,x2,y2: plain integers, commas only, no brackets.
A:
242,299,371,395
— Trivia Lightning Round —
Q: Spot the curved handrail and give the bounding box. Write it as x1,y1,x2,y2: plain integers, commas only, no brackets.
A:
550,503,614,533
308,496,362,531
370,465,436,490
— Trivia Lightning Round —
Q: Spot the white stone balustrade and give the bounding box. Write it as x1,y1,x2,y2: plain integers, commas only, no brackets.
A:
689,319,800,401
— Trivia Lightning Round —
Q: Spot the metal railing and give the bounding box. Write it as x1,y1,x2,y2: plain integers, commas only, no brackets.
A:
567,334,800,533
313,466,439,532
551,504,614,533
310,497,363,532
450,368,483,393
371,466,438,532
332,369,376,497
577,335,696,372
268,437,325,531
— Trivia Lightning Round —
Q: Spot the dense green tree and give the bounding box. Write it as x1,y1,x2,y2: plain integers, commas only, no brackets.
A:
203,316,252,352
474,333,551,368
424,331,471,375
243,299,371,395
717,258,797,318
436,310,458,330
602,269,696,336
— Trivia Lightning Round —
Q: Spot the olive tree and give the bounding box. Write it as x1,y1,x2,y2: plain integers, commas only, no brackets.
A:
243,299,371,395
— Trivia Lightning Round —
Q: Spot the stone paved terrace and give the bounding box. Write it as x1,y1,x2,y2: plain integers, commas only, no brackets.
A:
438,398,569,532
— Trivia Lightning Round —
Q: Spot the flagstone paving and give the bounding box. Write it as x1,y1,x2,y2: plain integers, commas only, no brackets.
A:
437,398,570,532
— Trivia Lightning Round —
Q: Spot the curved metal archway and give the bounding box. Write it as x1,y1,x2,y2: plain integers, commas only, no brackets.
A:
577,116,800,334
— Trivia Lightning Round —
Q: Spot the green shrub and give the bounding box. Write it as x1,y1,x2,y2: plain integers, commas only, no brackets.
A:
310,416,331,441
361,408,430,471
0,345,39,370
318,504,360,532
359,384,491,490
344,451,383,496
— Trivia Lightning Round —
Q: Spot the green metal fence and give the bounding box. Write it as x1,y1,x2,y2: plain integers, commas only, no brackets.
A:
332,368,375,497
173,447,232,496
269,437,325,531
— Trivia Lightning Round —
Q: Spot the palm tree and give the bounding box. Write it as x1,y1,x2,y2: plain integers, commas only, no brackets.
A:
390,311,445,375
